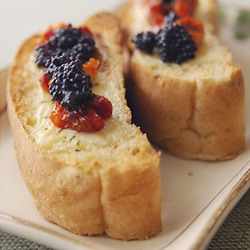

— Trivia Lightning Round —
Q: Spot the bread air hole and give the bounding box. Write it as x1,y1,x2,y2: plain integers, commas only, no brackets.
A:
131,146,140,155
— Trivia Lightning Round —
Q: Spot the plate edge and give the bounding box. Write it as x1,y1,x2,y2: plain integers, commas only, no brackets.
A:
0,213,99,250
190,164,250,250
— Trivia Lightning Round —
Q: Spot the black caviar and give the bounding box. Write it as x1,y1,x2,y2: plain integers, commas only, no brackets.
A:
35,24,95,68
49,58,95,112
35,24,97,112
44,53,70,79
156,22,197,64
131,11,197,64
132,31,156,54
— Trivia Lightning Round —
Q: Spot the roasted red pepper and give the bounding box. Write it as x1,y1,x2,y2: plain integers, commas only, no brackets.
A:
173,0,198,17
147,0,165,26
50,95,112,132
83,58,100,81
39,69,50,93
146,0,199,26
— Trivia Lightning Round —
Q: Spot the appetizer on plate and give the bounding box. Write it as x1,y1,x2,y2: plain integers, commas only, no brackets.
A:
7,12,162,241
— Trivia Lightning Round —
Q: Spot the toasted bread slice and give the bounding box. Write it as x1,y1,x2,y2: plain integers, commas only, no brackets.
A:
7,12,162,240
118,1,245,160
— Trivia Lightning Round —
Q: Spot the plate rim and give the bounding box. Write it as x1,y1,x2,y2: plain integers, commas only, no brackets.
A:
191,167,250,250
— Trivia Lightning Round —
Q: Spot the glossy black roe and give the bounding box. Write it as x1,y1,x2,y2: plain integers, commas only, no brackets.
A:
131,31,156,54
156,22,197,64
44,54,70,79
35,24,95,68
49,59,95,112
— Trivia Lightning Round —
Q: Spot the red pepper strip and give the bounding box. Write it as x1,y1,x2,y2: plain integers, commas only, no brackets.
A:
50,95,112,132
148,0,165,26
88,95,113,120
39,69,50,93
83,58,100,81
50,101,105,132
173,0,198,17
81,27,94,37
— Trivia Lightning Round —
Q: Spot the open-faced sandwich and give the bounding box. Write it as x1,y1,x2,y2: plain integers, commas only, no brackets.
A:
118,0,245,160
7,12,162,241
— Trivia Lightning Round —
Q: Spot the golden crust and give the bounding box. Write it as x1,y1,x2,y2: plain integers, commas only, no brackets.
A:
7,12,162,240
128,54,245,160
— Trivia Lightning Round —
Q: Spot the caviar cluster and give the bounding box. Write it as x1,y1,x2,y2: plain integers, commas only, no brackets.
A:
132,31,156,54
35,25,96,112
49,58,95,112
36,24,95,68
132,11,197,64
156,21,197,63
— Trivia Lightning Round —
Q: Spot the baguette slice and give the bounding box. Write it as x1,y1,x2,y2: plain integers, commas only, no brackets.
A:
7,12,162,241
118,1,245,160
